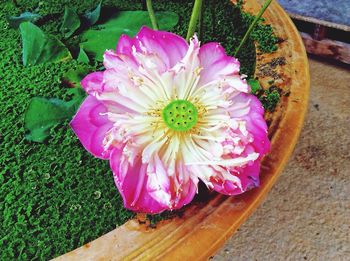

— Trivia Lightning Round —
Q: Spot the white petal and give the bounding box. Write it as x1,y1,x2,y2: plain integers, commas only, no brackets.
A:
185,152,259,166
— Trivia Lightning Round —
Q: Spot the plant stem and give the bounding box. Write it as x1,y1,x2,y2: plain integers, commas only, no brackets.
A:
146,0,158,30
186,0,203,41
234,0,273,56
198,0,205,41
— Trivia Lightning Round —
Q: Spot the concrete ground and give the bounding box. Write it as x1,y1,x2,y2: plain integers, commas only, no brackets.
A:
214,57,350,260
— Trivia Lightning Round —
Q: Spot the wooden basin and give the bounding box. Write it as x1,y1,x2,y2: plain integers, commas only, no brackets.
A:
54,0,310,260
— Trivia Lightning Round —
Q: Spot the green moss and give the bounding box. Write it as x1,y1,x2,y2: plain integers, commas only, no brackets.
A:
259,86,281,112
239,4,278,53
0,0,277,260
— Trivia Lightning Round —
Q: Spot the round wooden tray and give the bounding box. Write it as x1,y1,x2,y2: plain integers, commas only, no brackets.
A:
54,1,310,260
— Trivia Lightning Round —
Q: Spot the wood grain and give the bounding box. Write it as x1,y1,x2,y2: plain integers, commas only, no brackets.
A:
53,1,310,260
288,12,350,32
301,32,350,64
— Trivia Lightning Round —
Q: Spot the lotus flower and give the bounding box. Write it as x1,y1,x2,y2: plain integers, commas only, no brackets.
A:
71,26,270,214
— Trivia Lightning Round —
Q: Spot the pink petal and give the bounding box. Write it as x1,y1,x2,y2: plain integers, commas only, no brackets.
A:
116,34,136,56
211,96,269,195
70,96,113,159
176,178,198,207
103,50,122,69
235,94,270,155
110,148,169,214
102,68,127,91
103,49,139,72
211,161,260,195
81,72,104,94
209,92,269,195
227,92,269,156
146,154,171,204
110,147,198,213
199,42,240,85
173,164,198,208
134,26,188,69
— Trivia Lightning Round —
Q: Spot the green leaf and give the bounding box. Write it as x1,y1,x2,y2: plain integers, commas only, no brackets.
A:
20,22,72,66
83,2,101,26
7,12,41,29
77,47,89,64
66,88,87,112
81,11,179,61
25,90,86,143
61,6,81,38
247,79,262,94
62,66,89,88
25,98,72,142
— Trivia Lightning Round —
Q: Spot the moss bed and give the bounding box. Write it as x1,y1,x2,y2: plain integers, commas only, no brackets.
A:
0,0,277,259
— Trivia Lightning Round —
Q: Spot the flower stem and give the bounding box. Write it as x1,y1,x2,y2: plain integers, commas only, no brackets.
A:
186,0,203,41
234,0,273,56
198,0,204,41
146,0,158,30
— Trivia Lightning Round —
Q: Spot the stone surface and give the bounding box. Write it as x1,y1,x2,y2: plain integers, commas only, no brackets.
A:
278,0,350,26
214,57,350,260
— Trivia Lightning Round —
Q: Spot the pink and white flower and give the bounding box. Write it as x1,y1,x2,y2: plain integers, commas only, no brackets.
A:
71,26,270,214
